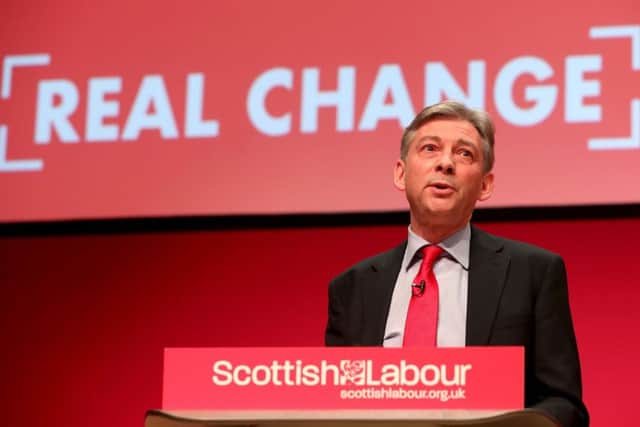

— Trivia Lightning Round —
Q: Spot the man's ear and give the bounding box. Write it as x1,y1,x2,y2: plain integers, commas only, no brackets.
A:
478,172,494,201
393,159,406,191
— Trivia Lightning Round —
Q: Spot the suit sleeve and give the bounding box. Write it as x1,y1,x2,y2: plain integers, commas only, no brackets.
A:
325,278,346,346
530,255,589,427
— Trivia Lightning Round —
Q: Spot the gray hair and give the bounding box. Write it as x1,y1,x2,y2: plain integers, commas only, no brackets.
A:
400,101,495,172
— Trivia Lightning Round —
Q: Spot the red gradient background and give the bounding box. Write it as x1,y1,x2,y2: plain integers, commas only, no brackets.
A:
2,1,640,427
1,218,639,427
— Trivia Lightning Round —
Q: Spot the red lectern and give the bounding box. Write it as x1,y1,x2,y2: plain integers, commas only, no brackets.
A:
144,347,559,427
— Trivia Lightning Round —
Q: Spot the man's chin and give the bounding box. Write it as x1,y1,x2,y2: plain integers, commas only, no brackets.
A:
423,202,458,217
420,203,471,225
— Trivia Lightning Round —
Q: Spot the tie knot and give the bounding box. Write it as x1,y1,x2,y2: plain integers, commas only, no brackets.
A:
420,245,444,268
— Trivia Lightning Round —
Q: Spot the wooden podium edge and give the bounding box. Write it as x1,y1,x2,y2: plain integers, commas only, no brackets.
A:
144,409,560,427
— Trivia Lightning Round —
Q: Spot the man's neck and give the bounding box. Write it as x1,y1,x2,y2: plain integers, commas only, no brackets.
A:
410,218,468,244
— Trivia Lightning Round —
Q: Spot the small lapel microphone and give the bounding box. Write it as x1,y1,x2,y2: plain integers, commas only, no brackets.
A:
412,280,426,297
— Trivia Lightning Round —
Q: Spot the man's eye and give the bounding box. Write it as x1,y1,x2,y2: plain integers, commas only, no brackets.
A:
423,144,437,151
459,149,473,158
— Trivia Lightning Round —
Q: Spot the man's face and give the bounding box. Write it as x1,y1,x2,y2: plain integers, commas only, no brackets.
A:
394,118,494,231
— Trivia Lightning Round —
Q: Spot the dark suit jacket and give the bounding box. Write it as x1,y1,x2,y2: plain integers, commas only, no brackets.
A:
325,226,588,427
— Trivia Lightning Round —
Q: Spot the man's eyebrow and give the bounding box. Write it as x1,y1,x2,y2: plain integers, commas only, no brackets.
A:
416,135,441,143
415,135,478,150
455,139,479,150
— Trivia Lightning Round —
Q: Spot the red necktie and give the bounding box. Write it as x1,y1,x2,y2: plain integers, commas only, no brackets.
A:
403,245,444,346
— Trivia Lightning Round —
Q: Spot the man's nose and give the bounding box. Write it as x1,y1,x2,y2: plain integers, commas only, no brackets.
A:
435,151,455,174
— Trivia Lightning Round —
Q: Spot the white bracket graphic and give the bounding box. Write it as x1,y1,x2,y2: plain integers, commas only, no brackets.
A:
0,125,43,171
0,53,50,172
1,53,50,99
588,25,640,150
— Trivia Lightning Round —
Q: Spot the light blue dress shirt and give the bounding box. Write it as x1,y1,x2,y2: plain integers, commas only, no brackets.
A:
383,224,470,347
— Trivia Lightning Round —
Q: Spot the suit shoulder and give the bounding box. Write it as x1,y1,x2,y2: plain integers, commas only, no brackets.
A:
330,241,406,284
473,226,563,262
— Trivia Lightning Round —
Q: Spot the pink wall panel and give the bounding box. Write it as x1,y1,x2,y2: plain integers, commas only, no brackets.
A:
1,218,638,426
2,0,640,221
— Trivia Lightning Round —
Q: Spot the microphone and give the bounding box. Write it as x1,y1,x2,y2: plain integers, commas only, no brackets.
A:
412,280,426,297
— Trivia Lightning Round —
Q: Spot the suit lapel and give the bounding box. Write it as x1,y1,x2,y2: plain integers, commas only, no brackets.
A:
466,226,510,345
360,242,406,345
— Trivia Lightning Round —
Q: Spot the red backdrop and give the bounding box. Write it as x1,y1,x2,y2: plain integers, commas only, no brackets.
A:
2,0,640,221
1,217,638,427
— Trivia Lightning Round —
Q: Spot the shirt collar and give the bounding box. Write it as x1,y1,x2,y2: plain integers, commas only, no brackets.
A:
404,224,471,270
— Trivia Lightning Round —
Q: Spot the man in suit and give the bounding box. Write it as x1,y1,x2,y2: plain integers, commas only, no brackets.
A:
325,101,588,427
